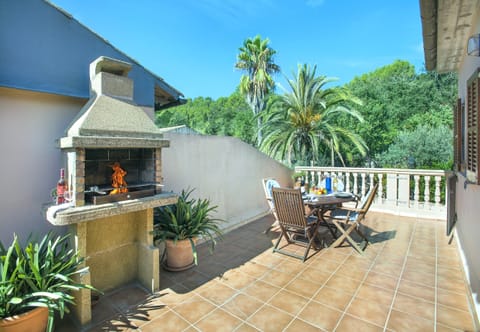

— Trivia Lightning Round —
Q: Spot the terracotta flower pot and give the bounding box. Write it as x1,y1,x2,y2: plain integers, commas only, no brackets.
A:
164,238,196,271
0,307,49,332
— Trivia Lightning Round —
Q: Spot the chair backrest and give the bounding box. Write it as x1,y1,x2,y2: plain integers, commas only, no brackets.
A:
358,183,378,214
262,178,280,200
262,178,280,212
271,187,307,229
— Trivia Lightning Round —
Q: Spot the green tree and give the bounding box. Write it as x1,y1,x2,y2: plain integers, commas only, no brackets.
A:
376,125,453,169
260,64,367,166
155,91,255,145
235,35,280,145
342,60,456,166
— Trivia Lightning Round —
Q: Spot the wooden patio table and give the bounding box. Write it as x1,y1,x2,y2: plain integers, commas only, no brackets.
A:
305,193,357,241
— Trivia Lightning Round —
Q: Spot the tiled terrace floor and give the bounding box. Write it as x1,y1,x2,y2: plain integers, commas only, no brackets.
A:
58,212,478,331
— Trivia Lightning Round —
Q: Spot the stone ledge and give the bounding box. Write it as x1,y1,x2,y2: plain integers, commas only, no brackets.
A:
59,136,170,149
46,192,177,226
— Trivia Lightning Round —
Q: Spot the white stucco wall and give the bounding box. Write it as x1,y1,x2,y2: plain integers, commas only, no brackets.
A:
0,87,84,244
161,132,293,232
454,12,480,320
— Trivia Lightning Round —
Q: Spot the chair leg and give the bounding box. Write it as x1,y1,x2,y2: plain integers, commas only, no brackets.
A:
330,220,367,254
264,220,279,234
273,224,321,262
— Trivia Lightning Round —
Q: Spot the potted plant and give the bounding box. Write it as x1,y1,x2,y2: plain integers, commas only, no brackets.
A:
0,232,97,332
153,188,224,271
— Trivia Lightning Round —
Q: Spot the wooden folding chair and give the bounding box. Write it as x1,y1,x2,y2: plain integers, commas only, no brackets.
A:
271,187,323,262
328,183,378,254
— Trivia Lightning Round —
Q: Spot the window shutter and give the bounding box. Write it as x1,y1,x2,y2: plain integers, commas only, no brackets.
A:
466,69,480,183
454,98,462,171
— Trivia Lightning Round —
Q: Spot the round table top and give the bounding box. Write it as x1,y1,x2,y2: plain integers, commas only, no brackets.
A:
304,194,356,207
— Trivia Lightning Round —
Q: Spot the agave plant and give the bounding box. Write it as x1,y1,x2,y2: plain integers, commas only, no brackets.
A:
0,232,97,332
153,188,224,264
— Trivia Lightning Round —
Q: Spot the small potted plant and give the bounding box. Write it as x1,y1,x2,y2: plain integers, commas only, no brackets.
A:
153,188,224,271
0,232,98,332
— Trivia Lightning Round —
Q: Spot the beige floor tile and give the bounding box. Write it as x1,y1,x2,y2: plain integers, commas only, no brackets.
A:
58,213,478,331
343,254,375,269
251,251,284,268
437,288,470,311
313,285,354,311
320,248,351,263
436,304,476,331
283,318,321,332
309,256,342,273
155,285,191,306
298,266,332,285
260,268,296,288
284,276,323,299
336,263,369,281
239,261,270,279
386,309,434,332
171,294,217,324
435,323,466,331
397,279,436,302
221,293,263,320
219,269,257,290
371,261,403,277
325,274,361,295
405,257,436,275
298,300,343,330
268,289,309,315
392,293,435,321
437,274,468,294
243,280,280,302
346,297,390,327
273,258,306,274
355,283,395,306
402,268,436,287
196,280,237,305
437,265,464,279
364,271,399,290
336,313,384,332
437,255,462,269
247,304,294,332
234,323,261,332
195,308,243,332
141,310,190,332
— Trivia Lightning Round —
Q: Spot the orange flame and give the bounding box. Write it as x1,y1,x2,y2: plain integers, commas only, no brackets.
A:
109,162,128,195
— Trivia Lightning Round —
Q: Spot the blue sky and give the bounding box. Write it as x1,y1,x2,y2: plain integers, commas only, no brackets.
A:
50,0,425,100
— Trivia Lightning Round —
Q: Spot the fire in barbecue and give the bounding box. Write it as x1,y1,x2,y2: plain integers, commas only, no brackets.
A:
109,162,128,195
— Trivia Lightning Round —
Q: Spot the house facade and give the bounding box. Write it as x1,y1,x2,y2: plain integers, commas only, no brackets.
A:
0,0,184,245
420,0,480,319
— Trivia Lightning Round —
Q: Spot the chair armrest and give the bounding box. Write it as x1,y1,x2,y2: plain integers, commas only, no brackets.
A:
336,205,360,213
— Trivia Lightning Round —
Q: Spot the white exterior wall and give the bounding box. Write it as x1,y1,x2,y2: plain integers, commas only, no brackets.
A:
0,87,84,244
455,11,480,319
162,132,293,232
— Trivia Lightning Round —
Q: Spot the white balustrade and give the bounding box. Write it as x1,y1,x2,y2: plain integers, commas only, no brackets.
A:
295,166,447,219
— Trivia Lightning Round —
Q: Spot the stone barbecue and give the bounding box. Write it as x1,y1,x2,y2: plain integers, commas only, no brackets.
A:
46,56,176,326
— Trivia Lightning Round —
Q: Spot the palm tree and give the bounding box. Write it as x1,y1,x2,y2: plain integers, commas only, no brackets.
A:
235,35,280,144
260,64,367,166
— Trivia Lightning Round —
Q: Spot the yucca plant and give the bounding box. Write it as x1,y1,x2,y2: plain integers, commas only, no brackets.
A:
0,232,98,332
153,188,224,265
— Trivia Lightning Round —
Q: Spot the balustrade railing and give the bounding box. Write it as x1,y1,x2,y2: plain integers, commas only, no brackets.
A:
294,166,447,219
